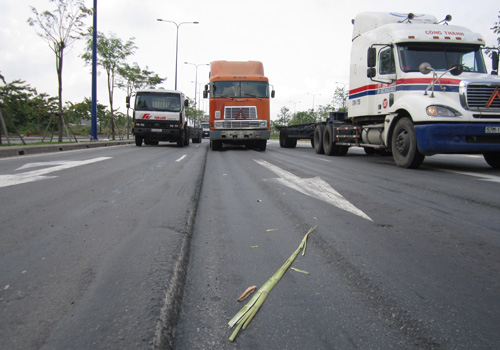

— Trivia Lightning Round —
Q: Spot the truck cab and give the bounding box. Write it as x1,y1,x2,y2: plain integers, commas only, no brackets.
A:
203,61,274,151
349,12,500,168
131,89,191,147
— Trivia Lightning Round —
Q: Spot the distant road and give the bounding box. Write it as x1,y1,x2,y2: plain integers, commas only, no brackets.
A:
1,140,499,349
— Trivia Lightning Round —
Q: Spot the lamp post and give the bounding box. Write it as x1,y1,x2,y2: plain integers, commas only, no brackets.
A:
91,0,98,140
157,19,199,90
307,93,321,111
184,62,208,109
288,100,301,115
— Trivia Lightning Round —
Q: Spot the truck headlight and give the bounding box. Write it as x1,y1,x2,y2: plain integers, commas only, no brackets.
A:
426,105,461,117
214,121,223,129
259,121,267,128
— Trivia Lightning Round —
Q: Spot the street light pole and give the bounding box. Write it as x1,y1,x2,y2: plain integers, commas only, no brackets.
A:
91,0,98,140
288,100,301,115
157,19,199,90
307,93,321,111
184,62,208,109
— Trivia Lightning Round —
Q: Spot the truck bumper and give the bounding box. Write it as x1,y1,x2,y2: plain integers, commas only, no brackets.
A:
132,127,182,141
415,123,500,155
210,129,270,141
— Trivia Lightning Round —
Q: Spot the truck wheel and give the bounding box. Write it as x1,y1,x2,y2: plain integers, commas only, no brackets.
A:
323,124,336,155
279,130,286,147
177,134,185,147
184,128,190,146
257,140,267,151
391,118,425,168
210,139,222,151
323,124,348,156
483,152,500,168
135,136,143,146
314,124,325,154
280,129,297,148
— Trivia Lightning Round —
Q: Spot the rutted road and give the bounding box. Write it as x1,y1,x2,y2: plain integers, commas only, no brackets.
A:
1,140,499,349
175,141,500,349
0,143,206,349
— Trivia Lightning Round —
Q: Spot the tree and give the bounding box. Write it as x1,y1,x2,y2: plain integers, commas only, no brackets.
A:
274,106,292,126
28,0,91,142
492,11,500,49
0,79,58,133
185,97,204,127
290,110,317,125
332,85,348,112
118,63,165,96
117,63,165,137
82,32,136,140
316,104,334,122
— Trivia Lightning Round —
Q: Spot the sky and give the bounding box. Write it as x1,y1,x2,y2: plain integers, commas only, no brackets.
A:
1,0,499,120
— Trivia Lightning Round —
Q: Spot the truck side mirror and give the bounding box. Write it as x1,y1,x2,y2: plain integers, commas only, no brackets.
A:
184,99,189,107
367,47,377,68
492,51,499,75
203,84,209,99
126,96,130,109
271,90,275,98
366,47,377,78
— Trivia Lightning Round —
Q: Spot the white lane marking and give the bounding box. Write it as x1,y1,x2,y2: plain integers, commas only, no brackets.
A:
440,169,500,183
254,159,372,221
176,155,187,162
0,157,112,188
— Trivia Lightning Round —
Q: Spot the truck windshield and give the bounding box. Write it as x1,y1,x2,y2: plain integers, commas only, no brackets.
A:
135,92,181,112
212,81,269,98
398,43,487,73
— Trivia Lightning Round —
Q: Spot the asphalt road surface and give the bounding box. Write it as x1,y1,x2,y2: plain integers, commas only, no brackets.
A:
1,140,499,349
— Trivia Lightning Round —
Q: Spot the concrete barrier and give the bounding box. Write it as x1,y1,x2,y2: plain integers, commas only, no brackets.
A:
0,140,135,158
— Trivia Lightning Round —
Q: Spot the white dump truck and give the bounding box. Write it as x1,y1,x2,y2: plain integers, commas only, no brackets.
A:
279,12,500,168
129,89,202,147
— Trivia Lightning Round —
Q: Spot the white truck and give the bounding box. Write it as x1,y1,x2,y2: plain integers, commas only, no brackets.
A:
129,89,202,147
279,12,500,168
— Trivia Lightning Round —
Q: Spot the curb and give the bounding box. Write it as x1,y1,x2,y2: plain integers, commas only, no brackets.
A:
0,141,135,158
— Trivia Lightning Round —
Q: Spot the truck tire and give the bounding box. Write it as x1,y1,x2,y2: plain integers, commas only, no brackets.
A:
279,130,285,147
177,132,185,147
483,152,500,168
314,124,325,154
184,128,190,146
257,140,267,151
280,129,297,148
323,124,348,156
391,117,425,169
135,136,143,146
210,139,222,151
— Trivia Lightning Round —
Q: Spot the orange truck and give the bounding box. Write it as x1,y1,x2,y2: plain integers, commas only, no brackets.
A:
203,61,274,151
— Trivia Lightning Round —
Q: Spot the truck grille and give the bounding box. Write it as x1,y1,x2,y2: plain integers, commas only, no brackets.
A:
466,84,500,109
224,106,257,119
220,120,262,128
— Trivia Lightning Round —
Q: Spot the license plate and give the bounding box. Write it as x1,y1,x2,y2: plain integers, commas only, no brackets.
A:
151,128,162,132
